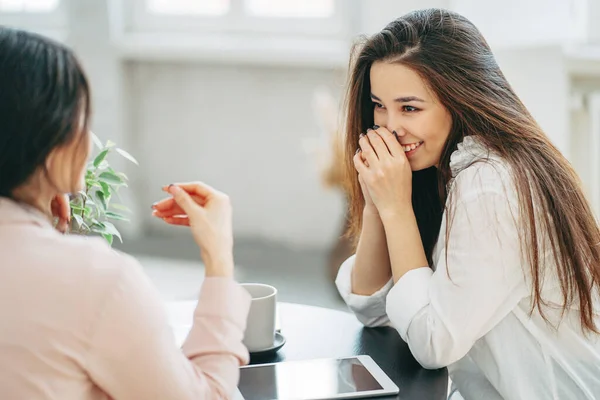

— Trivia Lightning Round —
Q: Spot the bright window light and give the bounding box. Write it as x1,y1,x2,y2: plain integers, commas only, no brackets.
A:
245,0,334,18
0,0,59,12
147,0,229,16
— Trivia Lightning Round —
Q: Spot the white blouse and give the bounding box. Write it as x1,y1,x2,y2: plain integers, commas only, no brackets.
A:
336,136,600,400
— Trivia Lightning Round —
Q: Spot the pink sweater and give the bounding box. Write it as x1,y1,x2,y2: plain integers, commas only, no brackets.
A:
0,198,251,399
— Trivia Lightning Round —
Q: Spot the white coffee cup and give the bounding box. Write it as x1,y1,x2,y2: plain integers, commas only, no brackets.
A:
241,283,277,352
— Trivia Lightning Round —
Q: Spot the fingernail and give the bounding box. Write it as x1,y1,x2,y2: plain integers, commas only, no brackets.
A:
373,125,380,129
151,203,157,209
392,130,398,138
355,148,360,155
359,133,365,138
168,185,181,194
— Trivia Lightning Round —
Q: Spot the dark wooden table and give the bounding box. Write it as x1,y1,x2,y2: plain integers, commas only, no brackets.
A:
167,301,448,400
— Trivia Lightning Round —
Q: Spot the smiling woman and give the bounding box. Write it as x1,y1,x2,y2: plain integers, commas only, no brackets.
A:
336,8,600,400
369,62,452,171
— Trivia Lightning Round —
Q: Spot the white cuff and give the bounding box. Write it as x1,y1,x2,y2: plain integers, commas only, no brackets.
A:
386,267,433,341
335,255,393,325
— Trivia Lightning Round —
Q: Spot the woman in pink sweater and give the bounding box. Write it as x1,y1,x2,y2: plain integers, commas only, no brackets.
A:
0,27,250,399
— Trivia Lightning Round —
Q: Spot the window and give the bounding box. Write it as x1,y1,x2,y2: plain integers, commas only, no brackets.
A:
0,0,58,12
127,0,349,37
449,0,587,47
117,0,353,66
147,0,229,16
0,0,64,38
245,0,334,18
145,0,334,19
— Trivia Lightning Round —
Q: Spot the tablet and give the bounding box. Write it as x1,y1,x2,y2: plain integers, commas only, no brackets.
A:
237,355,399,400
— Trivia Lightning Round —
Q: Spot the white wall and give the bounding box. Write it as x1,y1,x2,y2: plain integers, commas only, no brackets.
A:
450,0,587,47
359,0,449,33
493,46,570,157
127,62,347,248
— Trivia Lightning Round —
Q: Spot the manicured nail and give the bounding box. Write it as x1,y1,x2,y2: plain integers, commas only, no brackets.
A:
373,125,380,129
168,184,181,194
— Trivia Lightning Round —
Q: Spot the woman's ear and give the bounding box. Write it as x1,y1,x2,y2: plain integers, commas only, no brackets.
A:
43,144,71,193
44,148,57,180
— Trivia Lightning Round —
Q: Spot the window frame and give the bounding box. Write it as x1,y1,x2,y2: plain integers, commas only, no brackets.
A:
0,0,65,35
125,0,351,39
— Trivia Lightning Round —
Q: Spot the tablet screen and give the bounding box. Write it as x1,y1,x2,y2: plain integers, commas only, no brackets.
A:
238,357,384,400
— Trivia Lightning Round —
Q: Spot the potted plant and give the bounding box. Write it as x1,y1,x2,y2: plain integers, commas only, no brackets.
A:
69,133,138,246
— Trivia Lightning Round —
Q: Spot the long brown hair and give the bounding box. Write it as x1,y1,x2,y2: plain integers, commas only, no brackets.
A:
342,8,600,333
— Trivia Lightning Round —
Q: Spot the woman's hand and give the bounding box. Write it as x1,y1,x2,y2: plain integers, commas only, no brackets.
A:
356,148,378,215
353,127,412,218
358,173,379,215
152,182,234,277
51,194,71,234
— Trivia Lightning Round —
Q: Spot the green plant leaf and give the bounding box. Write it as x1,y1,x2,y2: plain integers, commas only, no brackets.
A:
69,197,82,209
110,203,131,212
71,192,84,201
95,190,107,211
93,149,109,168
102,221,122,243
70,205,85,213
102,234,113,246
99,182,111,198
106,211,129,222
90,221,105,233
116,148,139,165
91,132,103,149
96,160,109,170
79,137,137,245
85,179,100,189
72,214,84,227
98,171,125,185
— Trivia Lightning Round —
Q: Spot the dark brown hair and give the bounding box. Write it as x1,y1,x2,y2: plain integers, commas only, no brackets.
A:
0,27,91,198
342,8,600,333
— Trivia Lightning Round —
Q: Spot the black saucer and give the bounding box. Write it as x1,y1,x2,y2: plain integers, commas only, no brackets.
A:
249,332,286,357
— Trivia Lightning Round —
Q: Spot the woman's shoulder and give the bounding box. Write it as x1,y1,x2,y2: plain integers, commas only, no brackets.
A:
37,231,145,289
448,136,516,200
0,228,151,329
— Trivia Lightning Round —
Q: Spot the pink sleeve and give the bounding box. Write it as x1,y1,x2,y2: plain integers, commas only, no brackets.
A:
85,253,251,400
